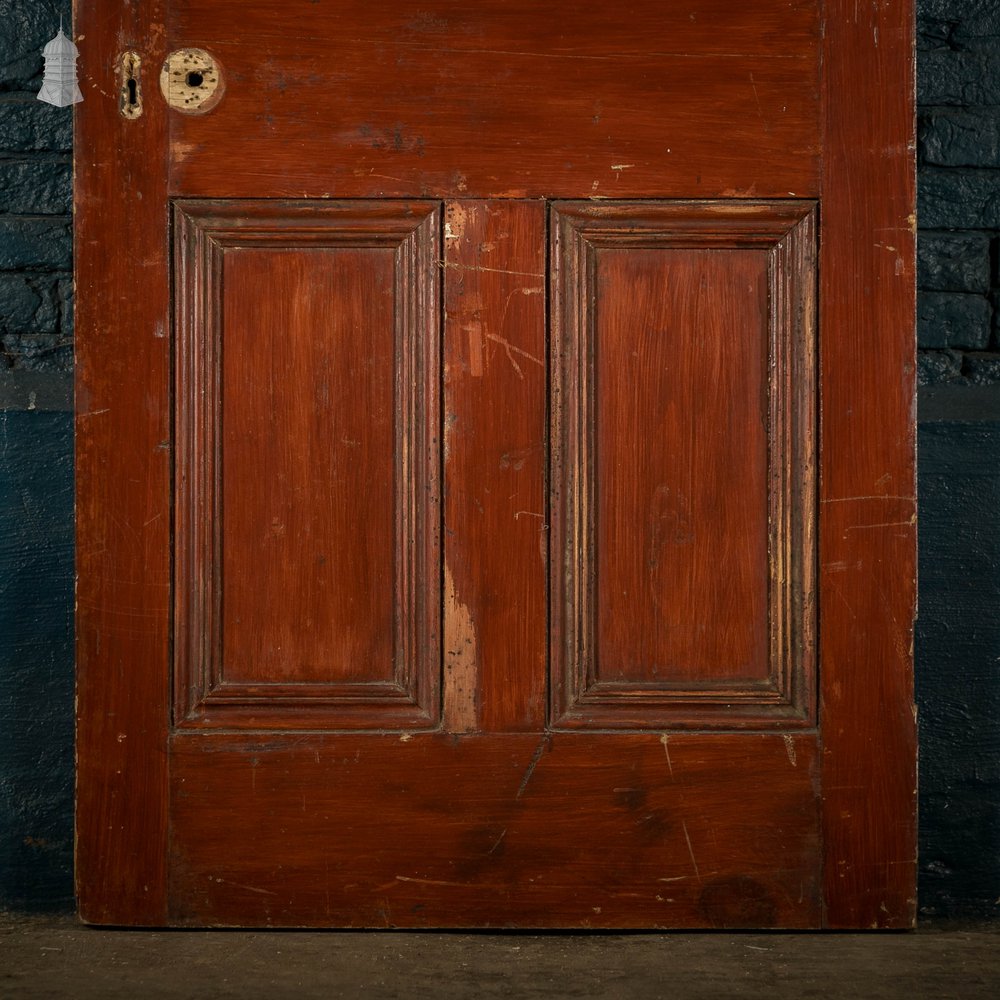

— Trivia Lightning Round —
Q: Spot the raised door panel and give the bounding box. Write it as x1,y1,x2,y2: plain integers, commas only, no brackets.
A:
550,202,816,730
173,200,441,729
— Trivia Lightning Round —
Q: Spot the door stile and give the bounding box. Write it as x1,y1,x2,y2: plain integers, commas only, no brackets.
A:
74,0,172,924
820,0,918,928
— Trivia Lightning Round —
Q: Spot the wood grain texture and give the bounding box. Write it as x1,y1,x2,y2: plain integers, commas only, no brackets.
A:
442,201,547,733
74,0,171,924
820,0,918,928
221,248,398,687
75,0,916,930
168,731,821,928
165,0,821,200
173,201,441,729
550,202,816,730
595,248,769,684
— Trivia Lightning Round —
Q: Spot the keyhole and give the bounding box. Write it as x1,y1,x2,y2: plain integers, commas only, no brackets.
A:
186,71,204,88
118,51,143,120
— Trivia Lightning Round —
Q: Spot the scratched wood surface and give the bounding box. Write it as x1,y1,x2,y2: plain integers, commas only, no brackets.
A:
819,0,918,928
74,0,172,923
75,0,916,928
169,732,821,928
165,0,821,200
442,201,547,733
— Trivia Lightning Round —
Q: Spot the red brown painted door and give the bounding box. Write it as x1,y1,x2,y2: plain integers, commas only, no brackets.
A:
75,1,917,928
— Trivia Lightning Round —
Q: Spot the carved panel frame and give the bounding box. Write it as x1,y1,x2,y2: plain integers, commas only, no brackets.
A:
172,200,441,730
549,201,817,730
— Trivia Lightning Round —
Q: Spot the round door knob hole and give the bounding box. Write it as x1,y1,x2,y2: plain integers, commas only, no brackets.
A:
160,48,224,114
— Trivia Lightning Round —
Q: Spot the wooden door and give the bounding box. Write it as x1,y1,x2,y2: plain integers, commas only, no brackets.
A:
75,1,916,928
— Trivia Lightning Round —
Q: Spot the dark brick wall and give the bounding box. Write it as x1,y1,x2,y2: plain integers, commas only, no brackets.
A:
0,0,73,386
918,1,1000,384
0,409,74,912
0,0,75,914
914,0,1000,923
917,387,1000,921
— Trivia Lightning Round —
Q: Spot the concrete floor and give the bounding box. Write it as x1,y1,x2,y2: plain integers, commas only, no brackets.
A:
1,915,998,999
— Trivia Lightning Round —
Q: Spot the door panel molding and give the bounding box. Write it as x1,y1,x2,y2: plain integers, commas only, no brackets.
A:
549,201,817,730
172,200,442,730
